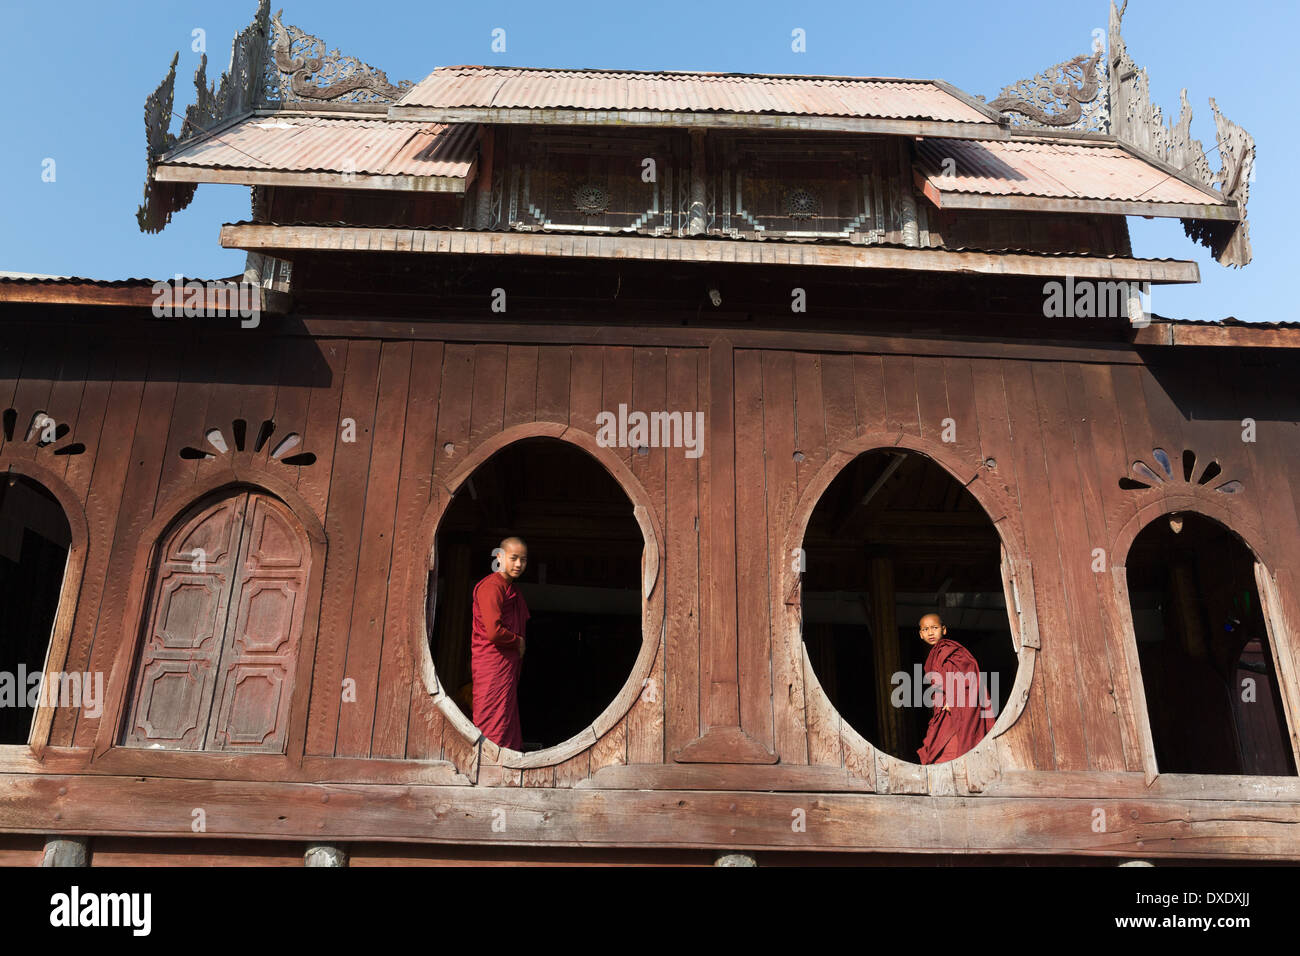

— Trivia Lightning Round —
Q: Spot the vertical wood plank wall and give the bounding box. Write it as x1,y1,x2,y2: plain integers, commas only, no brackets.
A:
5,329,1298,782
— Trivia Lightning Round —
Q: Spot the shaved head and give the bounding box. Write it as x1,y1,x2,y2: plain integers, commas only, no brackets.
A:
919,613,946,646
495,536,528,581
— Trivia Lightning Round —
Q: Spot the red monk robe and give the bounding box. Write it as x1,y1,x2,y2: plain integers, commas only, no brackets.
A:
917,637,995,764
470,571,531,750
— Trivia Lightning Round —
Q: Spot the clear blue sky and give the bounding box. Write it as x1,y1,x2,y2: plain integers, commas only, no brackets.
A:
0,0,1293,322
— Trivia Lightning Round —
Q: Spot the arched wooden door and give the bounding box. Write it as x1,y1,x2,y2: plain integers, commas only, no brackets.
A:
124,490,310,753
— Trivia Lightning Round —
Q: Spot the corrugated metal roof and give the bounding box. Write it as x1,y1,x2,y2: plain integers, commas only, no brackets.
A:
397,67,995,123
160,116,477,178
0,274,188,285
916,138,1226,206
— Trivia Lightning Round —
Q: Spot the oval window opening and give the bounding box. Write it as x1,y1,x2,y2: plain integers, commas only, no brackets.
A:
428,437,643,752
801,449,1016,764
1127,512,1296,775
0,474,72,745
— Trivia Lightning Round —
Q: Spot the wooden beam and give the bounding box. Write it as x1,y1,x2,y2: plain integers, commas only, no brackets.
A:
1132,322,1300,349
219,225,1202,284
155,164,469,193
0,282,291,313
2,772,1298,858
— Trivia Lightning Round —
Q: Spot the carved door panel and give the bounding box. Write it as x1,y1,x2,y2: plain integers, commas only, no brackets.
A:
125,493,248,750
125,491,310,753
206,494,308,752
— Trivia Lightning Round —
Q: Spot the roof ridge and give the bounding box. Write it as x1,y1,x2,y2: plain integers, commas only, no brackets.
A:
431,64,935,84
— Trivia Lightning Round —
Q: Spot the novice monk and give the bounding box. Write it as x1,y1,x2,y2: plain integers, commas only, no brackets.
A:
916,612,995,764
470,536,531,750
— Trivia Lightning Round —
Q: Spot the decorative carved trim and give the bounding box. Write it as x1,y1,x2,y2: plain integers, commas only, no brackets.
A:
179,418,316,468
140,2,415,233
138,1,270,233
264,8,412,105
1118,446,1241,495
987,48,1108,132
572,183,611,216
1106,0,1253,266
984,2,1255,266
1,408,86,458
782,187,821,220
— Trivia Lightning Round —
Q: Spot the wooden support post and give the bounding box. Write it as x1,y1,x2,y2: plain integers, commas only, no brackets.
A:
870,556,905,755
1170,560,1209,661
41,836,89,867
304,843,348,867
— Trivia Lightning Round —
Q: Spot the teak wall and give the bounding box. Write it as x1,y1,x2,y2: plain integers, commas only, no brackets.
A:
2,306,1300,860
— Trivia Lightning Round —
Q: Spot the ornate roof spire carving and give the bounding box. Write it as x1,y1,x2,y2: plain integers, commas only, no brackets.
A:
137,2,413,233
264,9,412,104
984,1,1255,267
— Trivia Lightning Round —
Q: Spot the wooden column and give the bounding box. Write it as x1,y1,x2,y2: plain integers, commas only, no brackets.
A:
1170,559,1209,661
674,340,774,763
41,836,89,867
869,556,905,755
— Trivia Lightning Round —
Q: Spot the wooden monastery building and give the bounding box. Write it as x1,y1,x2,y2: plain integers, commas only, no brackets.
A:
0,1,1295,865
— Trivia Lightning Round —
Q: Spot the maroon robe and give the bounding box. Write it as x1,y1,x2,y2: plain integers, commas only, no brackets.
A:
470,572,531,750
917,637,995,764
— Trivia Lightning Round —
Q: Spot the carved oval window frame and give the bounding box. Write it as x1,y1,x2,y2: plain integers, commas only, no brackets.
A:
781,435,1038,786
1107,491,1300,782
409,423,665,772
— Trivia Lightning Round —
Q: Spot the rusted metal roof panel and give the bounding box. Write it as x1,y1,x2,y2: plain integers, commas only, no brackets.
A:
916,138,1226,206
159,116,477,178
397,67,995,123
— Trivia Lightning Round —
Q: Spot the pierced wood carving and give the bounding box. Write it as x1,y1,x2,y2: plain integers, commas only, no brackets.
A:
987,49,1107,132
137,1,270,233
139,2,413,233
179,418,316,468
1,408,86,457
1106,1,1253,266
1119,447,1242,495
264,8,412,105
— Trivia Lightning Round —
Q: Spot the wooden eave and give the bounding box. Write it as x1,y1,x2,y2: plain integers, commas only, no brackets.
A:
912,168,1241,221
385,106,1010,140
0,281,291,313
153,164,471,193
218,224,1201,284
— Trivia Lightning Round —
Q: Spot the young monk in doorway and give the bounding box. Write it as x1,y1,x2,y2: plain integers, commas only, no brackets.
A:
916,612,995,764
470,536,531,750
